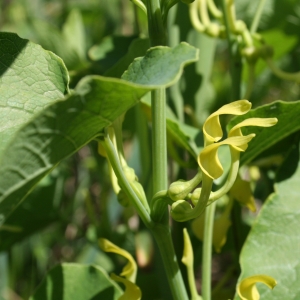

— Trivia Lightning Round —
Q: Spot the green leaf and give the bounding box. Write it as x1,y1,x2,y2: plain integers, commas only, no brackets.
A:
250,29,298,77
0,171,63,251
31,10,88,71
88,35,138,74
105,38,150,78
227,100,300,165
0,32,69,154
235,0,298,31
62,8,87,62
122,42,199,87
29,263,123,300
234,151,300,300
0,43,198,222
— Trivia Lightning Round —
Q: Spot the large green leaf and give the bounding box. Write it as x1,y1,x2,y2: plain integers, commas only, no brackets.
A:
227,100,300,165
0,42,198,222
0,32,69,154
234,151,300,300
30,263,123,300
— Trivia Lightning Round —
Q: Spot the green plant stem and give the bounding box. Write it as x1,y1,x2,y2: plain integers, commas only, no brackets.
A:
222,0,242,101
102,134,152,226
146,0,166,47
145,2,189,299
250,0,267,34
151,88,168,196
151,224,189,300
201,200,217,300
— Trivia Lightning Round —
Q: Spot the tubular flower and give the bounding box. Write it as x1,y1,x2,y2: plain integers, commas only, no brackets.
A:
99,238,141,300
199,100,278,179
198,134,255,179
203,100,252,146
230,174,256,212
237,275,277,300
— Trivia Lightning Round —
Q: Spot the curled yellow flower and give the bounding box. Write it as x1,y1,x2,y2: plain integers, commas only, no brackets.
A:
228,117,278,150
237,274,277,300
99,238,141,300
110,273,142,300
203,100,251,145
99,238,137,282
198,134,255,179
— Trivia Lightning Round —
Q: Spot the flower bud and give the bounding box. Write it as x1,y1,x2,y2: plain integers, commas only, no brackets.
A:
241,46,260,64
168,180,191,201
123,166,137,183
171,200,192,221
117,190,130,207
190,188,201,205
168,171,202,201
131,181,149,211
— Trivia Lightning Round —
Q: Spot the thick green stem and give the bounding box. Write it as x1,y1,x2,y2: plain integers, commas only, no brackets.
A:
146,0,166,46
145,2,189,299
201,200,217,300
151,89,168,195
152,224,189,300
222,0,242,101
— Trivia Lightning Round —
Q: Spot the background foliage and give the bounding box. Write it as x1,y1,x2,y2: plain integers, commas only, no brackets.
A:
0,0,300,299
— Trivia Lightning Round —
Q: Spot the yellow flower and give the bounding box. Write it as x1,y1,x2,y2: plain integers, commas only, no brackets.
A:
110,273,142,300
237,274,277,300
199,100,278,179
228,117,278,150
203,100,252,146
99,238,141,300
230,174,256,212
198,134,255,179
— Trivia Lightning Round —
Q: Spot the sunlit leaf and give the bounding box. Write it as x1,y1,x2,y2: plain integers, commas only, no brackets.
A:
234,154,300,299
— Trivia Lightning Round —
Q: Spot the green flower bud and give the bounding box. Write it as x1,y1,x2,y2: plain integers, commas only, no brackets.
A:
241,46,260,64
206,23,220,38
117,190,130,207
190,188,201,206
168,180,191,201
171,200,193,222
131,181,149,212
123,166,137,183
168,171,202,201
259,45,274,59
